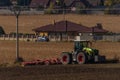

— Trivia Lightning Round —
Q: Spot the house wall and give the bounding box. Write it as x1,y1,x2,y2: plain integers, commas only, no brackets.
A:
48,32,94,41
37,32,118,42
48,32,75,41
49,33,60,41
79,33,93,41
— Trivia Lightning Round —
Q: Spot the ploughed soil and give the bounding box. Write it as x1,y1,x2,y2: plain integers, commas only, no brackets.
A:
0,64,120,80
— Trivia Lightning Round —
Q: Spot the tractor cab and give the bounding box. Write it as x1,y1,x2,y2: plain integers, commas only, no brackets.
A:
74,40,91,52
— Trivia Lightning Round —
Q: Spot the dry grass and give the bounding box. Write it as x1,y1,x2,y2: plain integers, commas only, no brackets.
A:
0,41,120,64
0,41,73,63
92,42,120,59
0,14,120,34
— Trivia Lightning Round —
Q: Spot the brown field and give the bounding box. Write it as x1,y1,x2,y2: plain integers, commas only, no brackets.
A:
0,64,120,80
0,41,120,64
0,14,120,34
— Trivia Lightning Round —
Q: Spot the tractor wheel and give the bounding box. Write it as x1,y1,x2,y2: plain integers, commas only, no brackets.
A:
76,52,87,64
61,53,72,65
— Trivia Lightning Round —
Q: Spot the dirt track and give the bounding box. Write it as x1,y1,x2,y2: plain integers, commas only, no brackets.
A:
0,64,120,80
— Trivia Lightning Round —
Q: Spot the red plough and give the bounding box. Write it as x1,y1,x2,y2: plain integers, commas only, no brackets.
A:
21,58,61,66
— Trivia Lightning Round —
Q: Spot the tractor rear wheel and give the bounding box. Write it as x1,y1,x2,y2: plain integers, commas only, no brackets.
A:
61,53,72,65
76,52,87,64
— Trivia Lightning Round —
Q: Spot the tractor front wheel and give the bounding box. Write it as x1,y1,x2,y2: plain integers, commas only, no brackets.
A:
61,53,72,65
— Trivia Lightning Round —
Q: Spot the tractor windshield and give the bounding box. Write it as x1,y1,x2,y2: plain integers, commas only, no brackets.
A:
74,41,90,51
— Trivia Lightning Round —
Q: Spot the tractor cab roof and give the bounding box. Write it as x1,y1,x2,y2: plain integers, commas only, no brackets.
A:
74,40,90,42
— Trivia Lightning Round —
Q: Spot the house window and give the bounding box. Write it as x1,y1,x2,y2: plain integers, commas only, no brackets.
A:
49,33,55,38
56,33,60,39
62,33,67,38
68,32,75,39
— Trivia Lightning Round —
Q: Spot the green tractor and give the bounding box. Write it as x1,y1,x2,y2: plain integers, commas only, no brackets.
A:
61,40,105,64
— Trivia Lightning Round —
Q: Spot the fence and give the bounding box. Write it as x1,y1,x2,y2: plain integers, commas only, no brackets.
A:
0,34,37,41
0,34,120,42
103,35,120,42
0,9,45,15
0,8,120,15
93,35,120,42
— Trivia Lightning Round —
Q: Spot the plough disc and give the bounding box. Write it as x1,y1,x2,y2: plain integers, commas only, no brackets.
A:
21,58,61,66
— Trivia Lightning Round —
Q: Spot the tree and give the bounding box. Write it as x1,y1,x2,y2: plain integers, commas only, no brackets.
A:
104,0,120,7
104,0,114,7
56,0,64,6
104,0,120,14
45,2,54,14
56,0,60,6
76,4,86,14
99,0,104,6
114,0,120,4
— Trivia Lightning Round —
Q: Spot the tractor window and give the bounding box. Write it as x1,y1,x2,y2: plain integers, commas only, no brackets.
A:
82,42,88,47
74,41,84,51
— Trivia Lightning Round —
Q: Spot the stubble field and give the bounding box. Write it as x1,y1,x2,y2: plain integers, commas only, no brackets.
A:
0,41,120,64
0,14,120,33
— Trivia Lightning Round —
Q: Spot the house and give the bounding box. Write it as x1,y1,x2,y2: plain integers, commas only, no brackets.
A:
17,0,32,6
65,0,86,13
29,0,106,13
32,20,107,41
87,0,104,7
110,4,120,14
0,0,11,7
30,0,50,9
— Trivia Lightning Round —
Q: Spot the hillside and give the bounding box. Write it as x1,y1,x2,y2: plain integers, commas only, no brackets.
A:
0,14,120,34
